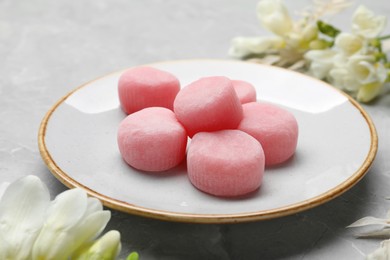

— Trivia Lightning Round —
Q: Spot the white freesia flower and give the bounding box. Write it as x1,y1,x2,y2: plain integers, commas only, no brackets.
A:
329,66,360,92
348,55,388,85
73,230,122,260
348,211,390,229
348,210,390,238
257,0,293,37
352,5,387,38
305,49,337,79
32,188,111,260
229,36,284,58
367,239,390,260
0,175,50,260
325,54,388,101
229,1,390,103
357,82,385,103
0,175,126,259
285,32,304,49
301,23,318,43
335,33,363,56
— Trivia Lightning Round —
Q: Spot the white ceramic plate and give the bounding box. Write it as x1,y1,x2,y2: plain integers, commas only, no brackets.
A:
38,60,377,223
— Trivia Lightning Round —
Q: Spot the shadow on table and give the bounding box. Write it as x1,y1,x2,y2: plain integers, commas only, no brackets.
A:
104,168,376,260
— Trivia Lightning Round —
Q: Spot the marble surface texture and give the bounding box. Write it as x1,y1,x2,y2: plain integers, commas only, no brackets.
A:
1,0,390,259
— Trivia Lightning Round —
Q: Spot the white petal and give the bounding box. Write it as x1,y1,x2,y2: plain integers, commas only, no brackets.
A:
74,210,111,242
329,67,361,92
33,230,72,260
357,82,384,102
375,63,389,83
32,188,89,260
352,5,387,38
335,33,363,56
45,188,88,229
304,49,337,79
257,0,293,36
346,55,386,85
73,230,121,260
33,210,111,260
86,197,103,216
367,239,390,260
347,217,390,228
0,175,50,259
305,49,337,61
301,24,318,42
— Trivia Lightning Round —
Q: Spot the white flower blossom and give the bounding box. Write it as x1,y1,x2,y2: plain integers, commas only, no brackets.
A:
0,175,125,260
229,1,390,103
305,49,338,79
329,67,360,91
73,230,122,260
349,210,390,259
301,23,319,42
256,0,293,37
32,189,111,260
335,32,363,56
352,5,387,38
357,82,385,103
348,55,388,84
0,176,50,260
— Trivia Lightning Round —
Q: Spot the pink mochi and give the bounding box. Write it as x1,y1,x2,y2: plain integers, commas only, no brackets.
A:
232,80,257,104
173,76,243,137
187,130,265,197
117,107,187,172
237,102,298,166
118,66,180,114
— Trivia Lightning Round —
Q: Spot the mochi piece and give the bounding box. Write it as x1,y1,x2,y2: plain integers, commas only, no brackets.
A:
232,80,257,104
237,102,298,166
173,76,243,137
118,66,180,114
117,107,187,172
187,130,265,197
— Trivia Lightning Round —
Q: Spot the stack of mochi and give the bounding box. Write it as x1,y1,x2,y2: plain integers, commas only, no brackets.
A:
117,66,298,197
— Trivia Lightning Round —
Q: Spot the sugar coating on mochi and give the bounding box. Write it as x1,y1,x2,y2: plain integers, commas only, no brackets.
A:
232,80,257,104
187,130,265,197
237,102,298,166
118,66,180,114
173,76,243,137
117,107,187,172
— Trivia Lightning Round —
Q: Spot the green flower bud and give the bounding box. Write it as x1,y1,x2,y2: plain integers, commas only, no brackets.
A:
317,20,341,38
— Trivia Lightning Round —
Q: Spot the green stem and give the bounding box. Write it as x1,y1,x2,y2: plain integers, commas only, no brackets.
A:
378,35,390,40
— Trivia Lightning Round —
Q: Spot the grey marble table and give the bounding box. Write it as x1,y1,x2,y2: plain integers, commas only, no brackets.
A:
1,0,389,259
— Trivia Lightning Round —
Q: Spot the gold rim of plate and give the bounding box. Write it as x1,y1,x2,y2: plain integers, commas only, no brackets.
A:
37,59,378,224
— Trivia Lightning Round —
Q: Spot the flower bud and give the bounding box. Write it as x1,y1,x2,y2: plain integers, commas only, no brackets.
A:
352,5,387,38
257,0,293,37
309,39,331,50
335,33,363,56
73,230,122,260
357,82,383,102
302,24,318,42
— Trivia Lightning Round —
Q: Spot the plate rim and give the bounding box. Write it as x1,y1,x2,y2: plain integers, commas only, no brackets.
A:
38,59,378,224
